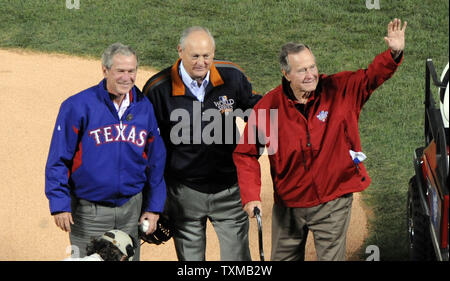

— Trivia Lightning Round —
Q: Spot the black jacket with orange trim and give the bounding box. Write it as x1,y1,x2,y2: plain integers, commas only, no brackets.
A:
143,59,261,193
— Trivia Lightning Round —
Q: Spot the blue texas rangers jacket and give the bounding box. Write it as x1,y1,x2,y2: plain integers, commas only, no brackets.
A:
45,79,166,215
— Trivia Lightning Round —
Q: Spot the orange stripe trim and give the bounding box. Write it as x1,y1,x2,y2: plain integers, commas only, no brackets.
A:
171,59,186,96
171,59,225,96
144,73,169,96
214,60,252,82
210,62,224,87
213,60,245,73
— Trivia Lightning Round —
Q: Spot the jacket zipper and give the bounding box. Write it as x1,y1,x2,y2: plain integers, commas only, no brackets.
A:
300,142,307,171
303,123,312,170
117,103,135,195
306,125,311,148
302,117,321,202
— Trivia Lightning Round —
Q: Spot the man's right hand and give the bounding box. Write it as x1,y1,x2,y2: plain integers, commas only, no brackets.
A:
53,212,74,232
244,201,263,218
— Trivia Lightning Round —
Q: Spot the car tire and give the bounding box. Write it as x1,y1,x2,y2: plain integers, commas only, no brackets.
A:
407,177,435,260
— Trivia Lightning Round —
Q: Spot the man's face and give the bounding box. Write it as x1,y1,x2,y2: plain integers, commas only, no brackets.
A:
283,49,319,94
178,31,215,81
102,54,137,96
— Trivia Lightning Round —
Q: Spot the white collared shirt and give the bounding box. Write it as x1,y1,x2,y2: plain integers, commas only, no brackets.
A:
113,92,130,119
179,61,210,102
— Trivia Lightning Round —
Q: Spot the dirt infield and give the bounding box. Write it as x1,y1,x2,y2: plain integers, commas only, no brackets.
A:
0,48,368,261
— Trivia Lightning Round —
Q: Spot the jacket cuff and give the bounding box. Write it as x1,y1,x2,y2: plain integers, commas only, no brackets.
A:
387,49,404,65
143,182,167,213
49,199,71,215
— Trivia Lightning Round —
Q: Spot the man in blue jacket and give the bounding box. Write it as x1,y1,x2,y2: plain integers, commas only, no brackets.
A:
45,43,166,260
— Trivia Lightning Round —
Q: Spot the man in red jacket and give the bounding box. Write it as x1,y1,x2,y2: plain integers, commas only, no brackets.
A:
233,18,407,261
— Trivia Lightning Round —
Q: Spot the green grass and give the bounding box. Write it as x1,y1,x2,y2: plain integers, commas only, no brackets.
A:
1,0,448,260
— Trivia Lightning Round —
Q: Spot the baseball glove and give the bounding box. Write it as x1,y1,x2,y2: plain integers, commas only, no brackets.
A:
139,215,174,245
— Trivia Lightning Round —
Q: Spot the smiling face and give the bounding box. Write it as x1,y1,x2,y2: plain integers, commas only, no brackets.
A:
102,53,137,96
177,30,215,82
282,49,319,97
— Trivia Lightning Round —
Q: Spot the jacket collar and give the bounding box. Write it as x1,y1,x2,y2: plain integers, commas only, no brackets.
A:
281,76,298,102
281,76,322,104
100,78,137,103
170,58,224,96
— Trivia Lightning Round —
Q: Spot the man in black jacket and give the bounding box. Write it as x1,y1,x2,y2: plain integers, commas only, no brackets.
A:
143,26,261,261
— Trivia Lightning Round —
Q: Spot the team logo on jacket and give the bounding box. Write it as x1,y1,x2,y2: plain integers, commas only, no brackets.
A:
316,110,328,122
214,96,235,114
89,124,147,147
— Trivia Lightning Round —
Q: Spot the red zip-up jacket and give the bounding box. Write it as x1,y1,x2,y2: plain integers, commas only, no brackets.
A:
233,50,403,208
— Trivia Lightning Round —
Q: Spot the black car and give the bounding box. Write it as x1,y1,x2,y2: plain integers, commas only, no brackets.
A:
407,59,449,261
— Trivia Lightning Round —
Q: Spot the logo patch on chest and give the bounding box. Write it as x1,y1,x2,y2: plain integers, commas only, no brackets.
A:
89,124,147,147
214,95,235,114
316,110,328,122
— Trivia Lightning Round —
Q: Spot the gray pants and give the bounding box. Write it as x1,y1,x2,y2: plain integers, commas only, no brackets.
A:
69,192,142,261
271,193,353,261
166,183,251,261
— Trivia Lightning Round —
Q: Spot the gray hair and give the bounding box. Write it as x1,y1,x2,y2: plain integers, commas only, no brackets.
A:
279,42,311,74
179,26,216,50
101,43,138,69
